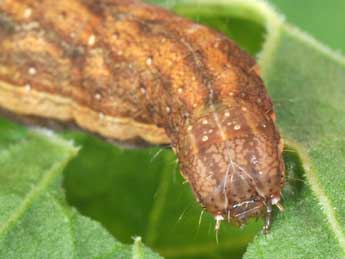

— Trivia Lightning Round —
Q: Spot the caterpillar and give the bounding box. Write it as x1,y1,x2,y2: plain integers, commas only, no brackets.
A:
0,0,285,232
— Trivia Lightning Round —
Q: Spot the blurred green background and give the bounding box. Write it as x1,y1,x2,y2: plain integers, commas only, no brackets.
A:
269,0,345,54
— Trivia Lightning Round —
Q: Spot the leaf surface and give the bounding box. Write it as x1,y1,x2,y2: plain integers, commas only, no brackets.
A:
245,11,345,259
0,129,162,259
1,0,345,258
150,1,345,257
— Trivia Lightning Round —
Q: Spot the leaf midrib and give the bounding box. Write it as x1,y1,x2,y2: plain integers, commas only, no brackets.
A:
294,143,345,253
255,0,345,252
0,136,76,238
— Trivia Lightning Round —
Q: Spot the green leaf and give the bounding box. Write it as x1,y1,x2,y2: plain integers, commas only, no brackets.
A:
159,0,345,257
150,1,345,257
1,0,345,258
63,132,261,259
245,6,345,259
267,0,345,55
0,129,162,259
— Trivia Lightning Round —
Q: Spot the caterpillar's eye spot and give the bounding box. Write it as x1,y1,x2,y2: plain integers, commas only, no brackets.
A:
146,57,153,66
202,119,208,125
234,124,241,130
24,8,32,18
88,34,96,46
24,84,31,92
224,111,230,117
202,135,208,142
166,106,171,113
94,93,102,100
262,123,267,128
28,67,37,76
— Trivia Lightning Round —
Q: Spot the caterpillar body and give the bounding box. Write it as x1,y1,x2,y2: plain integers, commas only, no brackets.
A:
0,0,285,231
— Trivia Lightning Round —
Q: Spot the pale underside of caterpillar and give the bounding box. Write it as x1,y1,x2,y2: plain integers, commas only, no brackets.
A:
0,0,285,232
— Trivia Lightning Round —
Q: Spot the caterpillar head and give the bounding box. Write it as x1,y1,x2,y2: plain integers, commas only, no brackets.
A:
176,104,285,231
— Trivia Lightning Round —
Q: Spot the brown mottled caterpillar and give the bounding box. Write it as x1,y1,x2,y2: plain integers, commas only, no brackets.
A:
0,0,285,232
